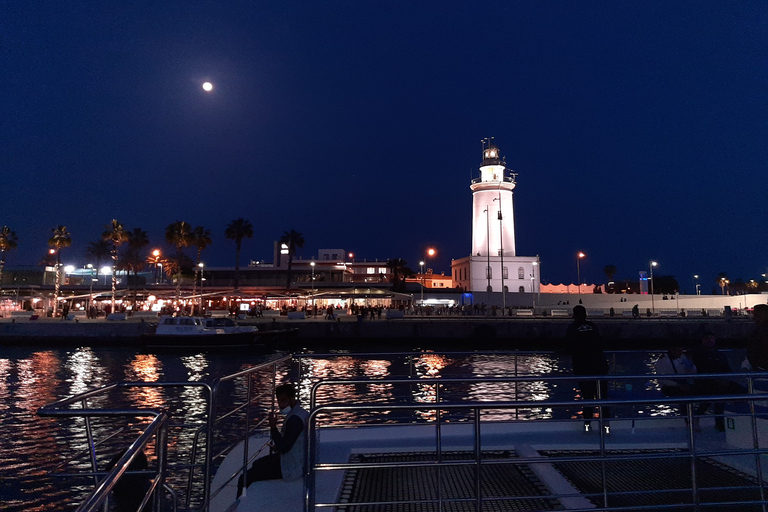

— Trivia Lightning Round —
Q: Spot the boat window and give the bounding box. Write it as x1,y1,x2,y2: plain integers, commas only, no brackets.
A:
180,318,194,325
162,318,175,325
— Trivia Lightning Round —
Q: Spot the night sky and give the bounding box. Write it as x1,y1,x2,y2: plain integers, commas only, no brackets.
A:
2,2,766,293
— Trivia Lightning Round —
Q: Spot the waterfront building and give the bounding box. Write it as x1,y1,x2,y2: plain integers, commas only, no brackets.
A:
451,141,540,301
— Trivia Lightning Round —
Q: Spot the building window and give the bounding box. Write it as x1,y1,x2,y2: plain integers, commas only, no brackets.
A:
503,266,508,279
518,267,524,279
486,266,492,279
378,267,387,274
519,286,525,293
367,267,376,274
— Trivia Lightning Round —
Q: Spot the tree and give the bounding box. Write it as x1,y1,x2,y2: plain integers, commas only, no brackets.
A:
0,226,19,291
123,228,149,308
48,225,72,316
102,220,129,314
716,272,729,295
279,229,305,290
85,239,112,285
224,218,253,290
386,258,414,292
653,275,679,295
191,226,212,314
603,264,617,293
165,221,192,303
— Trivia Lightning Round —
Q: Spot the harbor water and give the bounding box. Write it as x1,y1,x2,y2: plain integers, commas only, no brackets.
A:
0,342,748,511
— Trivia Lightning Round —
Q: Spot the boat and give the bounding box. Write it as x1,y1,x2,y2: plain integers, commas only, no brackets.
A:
143,315,270,349
37,350,768,512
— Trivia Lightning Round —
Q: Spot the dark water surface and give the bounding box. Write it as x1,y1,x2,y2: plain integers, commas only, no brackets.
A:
0,343,746,511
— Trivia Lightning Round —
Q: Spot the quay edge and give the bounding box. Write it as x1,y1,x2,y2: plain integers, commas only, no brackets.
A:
0,316,755,348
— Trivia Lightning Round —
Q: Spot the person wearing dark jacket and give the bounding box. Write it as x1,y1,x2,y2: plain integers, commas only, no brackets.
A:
692,332,745,431
566,305,610,433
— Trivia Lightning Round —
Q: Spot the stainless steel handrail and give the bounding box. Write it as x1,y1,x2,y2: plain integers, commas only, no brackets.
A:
305,373,768,512
37,354,293,512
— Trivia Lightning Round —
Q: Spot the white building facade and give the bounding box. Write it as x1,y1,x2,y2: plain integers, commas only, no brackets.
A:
452,141,540,302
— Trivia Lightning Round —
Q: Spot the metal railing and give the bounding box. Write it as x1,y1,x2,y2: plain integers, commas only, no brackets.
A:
37,355,293,512
304,372,768,511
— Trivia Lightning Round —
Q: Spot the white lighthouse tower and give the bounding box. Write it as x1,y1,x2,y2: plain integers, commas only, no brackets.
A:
452,139,540,305
471,140,517,259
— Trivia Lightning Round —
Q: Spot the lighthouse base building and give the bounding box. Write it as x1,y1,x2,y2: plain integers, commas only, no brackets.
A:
451,141,540,305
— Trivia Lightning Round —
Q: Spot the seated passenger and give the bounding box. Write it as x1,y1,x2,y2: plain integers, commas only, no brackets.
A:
237,383,308,498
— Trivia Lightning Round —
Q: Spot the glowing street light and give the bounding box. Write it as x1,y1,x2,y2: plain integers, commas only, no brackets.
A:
577,252,585,295
198,262,204,315
650,261,658,314
419,260,425,314
693,274,700,295
86,264,95,312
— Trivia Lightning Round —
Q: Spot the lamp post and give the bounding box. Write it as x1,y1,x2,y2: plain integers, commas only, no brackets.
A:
650,261,657,315
577,252,585,295
198,262,204,315
310,261,316,311
419,260,425,315
531,260,538,313
493,194,505,312
86,264,94,312
484,206,491,298
152,250,161,284
693,274,700,296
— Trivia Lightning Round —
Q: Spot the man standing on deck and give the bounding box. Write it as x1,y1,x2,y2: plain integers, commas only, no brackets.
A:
566,305,611,434
237,383,308,498
746,304,768,371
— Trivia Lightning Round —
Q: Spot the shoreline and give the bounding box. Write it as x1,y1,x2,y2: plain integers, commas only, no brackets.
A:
0,315,755,349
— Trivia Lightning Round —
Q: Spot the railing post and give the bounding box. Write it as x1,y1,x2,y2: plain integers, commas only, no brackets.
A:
474,405,482,512
82,398,100,489
686,402,700,510
155,418,168,512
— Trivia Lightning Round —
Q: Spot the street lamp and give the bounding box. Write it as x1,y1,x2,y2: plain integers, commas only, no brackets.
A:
493,194,505,312
86,264,94,312
152,250,161,284
693,275,700,296
577,252,585,295
419,260,425,315
531,260,539,312
310,261,316,311
650,261,658,314
198,262,204,315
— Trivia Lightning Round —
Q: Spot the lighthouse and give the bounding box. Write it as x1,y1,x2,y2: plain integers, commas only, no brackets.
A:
471,141,517,258
452,140,540,304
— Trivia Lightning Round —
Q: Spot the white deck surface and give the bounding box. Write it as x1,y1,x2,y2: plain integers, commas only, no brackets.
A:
211,414,759,512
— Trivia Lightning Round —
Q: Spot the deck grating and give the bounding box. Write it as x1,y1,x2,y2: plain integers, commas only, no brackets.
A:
542,449,764,511
337,450,562,511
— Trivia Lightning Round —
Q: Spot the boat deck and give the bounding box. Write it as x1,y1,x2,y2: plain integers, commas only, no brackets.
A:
228,416,764,512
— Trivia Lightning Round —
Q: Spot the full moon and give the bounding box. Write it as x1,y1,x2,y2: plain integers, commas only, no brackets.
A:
202,82,213,92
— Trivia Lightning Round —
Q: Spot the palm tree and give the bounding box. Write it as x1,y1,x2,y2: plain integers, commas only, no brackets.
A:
85,239,112,285
386,258,412,292
102,220,129,314
0,226,19,292
603,264,617,293
48,225,72,316
124,228,149,308
191,226,212,314
717,272,729,295
224,218,253,290
279,229,305,290
165,221,192,303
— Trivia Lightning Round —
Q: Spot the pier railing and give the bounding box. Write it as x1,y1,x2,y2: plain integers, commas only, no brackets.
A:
305,371,768,511
37,355,293,512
